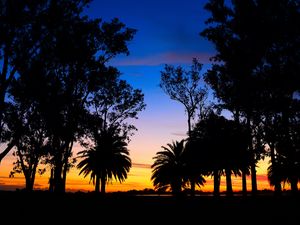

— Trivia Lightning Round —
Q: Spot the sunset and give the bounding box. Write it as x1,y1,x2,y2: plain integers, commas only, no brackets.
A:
0,0,299,224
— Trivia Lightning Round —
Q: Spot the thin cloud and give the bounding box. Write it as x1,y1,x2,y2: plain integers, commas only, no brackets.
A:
171,132,187,137
132,163,151,169
112,52,212,66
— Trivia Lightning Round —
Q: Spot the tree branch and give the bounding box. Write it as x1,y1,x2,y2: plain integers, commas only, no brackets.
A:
0,140,16,163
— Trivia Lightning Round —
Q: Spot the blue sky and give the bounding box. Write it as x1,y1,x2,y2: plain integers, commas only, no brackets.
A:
84,0,216,165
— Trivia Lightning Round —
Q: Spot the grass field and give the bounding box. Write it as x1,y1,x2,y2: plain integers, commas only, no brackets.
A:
0,191,299,225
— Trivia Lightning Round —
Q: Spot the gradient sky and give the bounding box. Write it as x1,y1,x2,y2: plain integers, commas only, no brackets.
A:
0,0,273,192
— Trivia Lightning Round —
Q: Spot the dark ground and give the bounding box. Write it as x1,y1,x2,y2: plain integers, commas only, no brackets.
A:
0,191,299,225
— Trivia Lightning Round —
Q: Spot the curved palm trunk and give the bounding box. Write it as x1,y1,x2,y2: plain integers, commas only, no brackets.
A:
213,169,220,197
100,176,106,194
225,168,233,196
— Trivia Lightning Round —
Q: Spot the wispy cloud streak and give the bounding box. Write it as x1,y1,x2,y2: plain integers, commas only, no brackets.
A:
132,163,151,169
111,52,213,66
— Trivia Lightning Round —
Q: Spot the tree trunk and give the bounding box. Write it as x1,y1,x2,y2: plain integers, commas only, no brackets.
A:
62,163,68,192
100,176,106,194
187,113,192,137
225,168,233,196
62,142,73,192
49,168,54,192
247,115,257,196
95,175,100,193
250,161,257,195
270,144,282,195
290,177,298,195
242,169,247,196
25,175,33,191
28,160,38,192
213,169,220,197
190,178,195,197
187,112,195,197
53,161,63,193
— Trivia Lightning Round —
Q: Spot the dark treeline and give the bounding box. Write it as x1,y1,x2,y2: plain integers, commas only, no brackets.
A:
0,0,300,197
153,0,300,197
0,0,145,193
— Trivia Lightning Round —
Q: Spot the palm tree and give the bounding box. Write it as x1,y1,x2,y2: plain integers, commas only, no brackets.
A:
151,140,186,195
77,126,131,193
151,140,205,196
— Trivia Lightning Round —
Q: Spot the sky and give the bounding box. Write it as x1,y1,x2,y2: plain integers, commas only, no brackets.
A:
0,0,273,192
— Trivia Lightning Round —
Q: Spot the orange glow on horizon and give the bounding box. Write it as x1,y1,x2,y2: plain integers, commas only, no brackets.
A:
0,157,279,192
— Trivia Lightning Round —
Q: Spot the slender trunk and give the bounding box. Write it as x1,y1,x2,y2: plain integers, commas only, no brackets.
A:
53,155,64,193
187,113,195,197
62,142,73,192
190,178,195,197
234,110,247,196
49,168,54,192
95,175,100,193
247,114,257,196
242,169,247,196
62,161,68,192
270,144,282,195
225,168,233,196
213,169,220,197
187,114,192,137
250,161,257,195
29,159,38,191
100,176,106,194
53,139,67,193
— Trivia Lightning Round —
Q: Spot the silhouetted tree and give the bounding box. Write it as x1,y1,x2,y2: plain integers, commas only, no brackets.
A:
88,69,146,139
190,112,249,196
77,70,145,193
0,0,137,193
0,0,48,162
5,76,49,191
160,59,207,136
77,126,131,193
160,58,207,195
201,0,300,195
25,1,136,193
151,140,187,196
